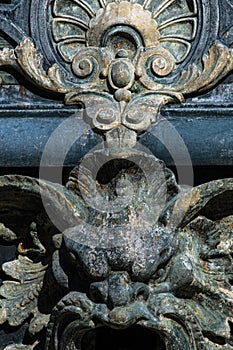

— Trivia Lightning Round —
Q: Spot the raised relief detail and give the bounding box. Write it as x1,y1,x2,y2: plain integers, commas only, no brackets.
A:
0,0,232,136
0,1,233,350
0,168,232,349
52,0,197,65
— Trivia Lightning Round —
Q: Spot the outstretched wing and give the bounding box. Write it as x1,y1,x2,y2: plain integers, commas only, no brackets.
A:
0,175,86,349
159,178,233,349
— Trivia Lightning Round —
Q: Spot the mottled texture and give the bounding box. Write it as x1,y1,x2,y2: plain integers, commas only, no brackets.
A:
0,162,232,349
0,1,233,349
0,1,233,137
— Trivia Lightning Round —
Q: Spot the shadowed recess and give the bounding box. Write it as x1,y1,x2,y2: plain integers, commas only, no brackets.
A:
81,326,166,350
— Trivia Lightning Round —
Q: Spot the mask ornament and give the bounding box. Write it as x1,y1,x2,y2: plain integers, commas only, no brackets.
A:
0,1,232,349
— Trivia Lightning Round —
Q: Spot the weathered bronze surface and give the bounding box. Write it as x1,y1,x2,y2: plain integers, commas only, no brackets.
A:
0,167,233,349
0,0,232,349
0,1,233,136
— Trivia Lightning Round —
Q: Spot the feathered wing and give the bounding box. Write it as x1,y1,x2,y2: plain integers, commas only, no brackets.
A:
0,175,87,349
160,178,233,349
185,215,233,348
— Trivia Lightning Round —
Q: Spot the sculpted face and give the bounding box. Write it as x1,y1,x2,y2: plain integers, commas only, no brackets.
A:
61,225,176,308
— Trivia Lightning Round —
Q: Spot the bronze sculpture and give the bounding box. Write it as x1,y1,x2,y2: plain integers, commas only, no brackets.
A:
0,1,232,348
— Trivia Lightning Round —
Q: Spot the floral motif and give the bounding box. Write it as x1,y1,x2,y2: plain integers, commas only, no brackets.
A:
0,1,232,350
0,1,232,135
52,0,197,64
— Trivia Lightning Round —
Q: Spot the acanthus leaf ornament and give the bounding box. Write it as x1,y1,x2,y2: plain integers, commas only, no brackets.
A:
0,255,48,329
0,0,232,136
0,47,232,138
15,39,72,94
0,48,17,68
0,172,233,349
1,38,232,136
0,0,199,135
168,41,233,95
0,1,233,349
0,39,72,93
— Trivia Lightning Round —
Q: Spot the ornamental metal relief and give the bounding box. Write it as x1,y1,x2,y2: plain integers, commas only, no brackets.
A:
0,0,233,349
0,0,232,135
0,164,233,350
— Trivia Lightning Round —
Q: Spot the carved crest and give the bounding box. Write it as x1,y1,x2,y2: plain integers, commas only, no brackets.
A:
0,0,233,349
0,0,233,135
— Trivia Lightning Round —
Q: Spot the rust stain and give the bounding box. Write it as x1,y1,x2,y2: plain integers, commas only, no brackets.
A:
19,85,27,98
202,261,209,272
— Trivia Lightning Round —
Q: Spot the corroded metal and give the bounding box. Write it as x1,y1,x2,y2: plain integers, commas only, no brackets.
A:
1,36,233,134
0,1,233,136
0,167,232,349
0,1,232,349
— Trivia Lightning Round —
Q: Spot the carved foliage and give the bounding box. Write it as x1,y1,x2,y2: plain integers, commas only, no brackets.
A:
1,0,232,134
1,37,231,134
0,168,232,349
0,255,48,331
169,41,233,94
15,39,71,93
0,1,233,349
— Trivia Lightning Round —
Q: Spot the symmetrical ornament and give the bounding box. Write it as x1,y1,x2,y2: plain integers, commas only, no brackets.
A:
0,0,233,136
0,167,233,349
52,0,197,64
0,0,233,349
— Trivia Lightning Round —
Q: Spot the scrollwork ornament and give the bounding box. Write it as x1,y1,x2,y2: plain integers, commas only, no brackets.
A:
1,38,233,136
121,91,183,132
0,1,233,349
0,172,232,349
0,0,233,135
136,47,177,90
65,92,121,131
72,58,93,79
72,47,112,88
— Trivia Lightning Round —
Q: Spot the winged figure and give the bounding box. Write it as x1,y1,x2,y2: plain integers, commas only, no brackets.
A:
0,156,232,350
0,1,232,349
